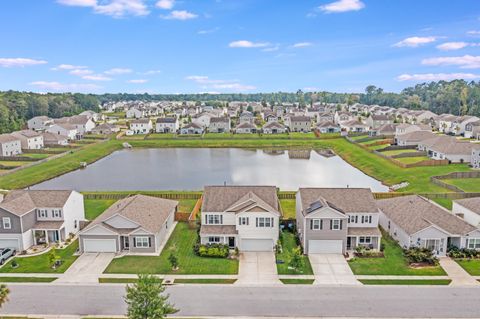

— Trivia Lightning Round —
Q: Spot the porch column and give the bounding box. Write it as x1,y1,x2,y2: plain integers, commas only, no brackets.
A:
45,230,49,245
377,236,381,250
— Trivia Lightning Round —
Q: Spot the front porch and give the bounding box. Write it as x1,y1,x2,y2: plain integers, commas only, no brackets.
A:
32,221,66,246
347,227,382,251
199,225,238,249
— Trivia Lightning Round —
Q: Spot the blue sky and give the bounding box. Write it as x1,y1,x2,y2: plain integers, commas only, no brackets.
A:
0,0,479,94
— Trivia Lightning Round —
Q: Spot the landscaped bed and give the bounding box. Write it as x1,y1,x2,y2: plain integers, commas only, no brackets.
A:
348,232,446,276
276,231,313,275
0,240,79,273
104,222,239,275
359,279,451,285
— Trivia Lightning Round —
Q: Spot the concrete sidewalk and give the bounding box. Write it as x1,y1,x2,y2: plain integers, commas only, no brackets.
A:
439,257,479,286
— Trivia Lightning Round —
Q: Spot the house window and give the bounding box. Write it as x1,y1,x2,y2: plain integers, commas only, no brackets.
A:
311,219,322,230
468,238,480,249
134,237,150,248
239,217,249,226
208,236,221,243
2,217,11,230
37,209,47,218
53,209,62,218
256,217,274,228
206,214,222,225
331,219,341,230
359,236,372,244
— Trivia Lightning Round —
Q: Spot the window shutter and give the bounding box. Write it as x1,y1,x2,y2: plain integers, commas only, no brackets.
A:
310,220,313,230
239,217,241,225
133,237,137,248
271,218,274,227
205,215,208,224
320,220,323,230
369,216,372,223
148,237,152,247
220,215,223,224
330,220,333,230
247,217,249,226
256,218,258,227
340,220,343,230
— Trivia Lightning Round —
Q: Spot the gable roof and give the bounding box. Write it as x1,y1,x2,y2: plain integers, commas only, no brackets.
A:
377,195,476,236
83,195,178,234
202,186,279,213
454,197,480,215
0,134,19,144
0,190,74,216
298,188,378,216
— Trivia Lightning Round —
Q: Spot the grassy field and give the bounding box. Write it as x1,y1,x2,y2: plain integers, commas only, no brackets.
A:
0,241,79,273
0,277,57,283
443,178,480,192
276,231,313,275
178,199,198,214
359,279,451,285
279,199,296,219
174,278,237,284
395,156,431,164
104,222,239,275
381,149,418,156
348,232,446,276
20,153,51,159
280,278,314,285
455,259,480,275
84,199,117,220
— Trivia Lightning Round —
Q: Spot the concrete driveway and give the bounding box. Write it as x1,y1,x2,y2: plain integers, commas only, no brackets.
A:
309,254,359,285
56,253,115,283
236,252,281,285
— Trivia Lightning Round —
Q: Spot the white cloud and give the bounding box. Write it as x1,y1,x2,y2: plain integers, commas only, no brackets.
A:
140,70,162,75
436,42,469,51
467,30,480,36
393,36,437,47
82,74,112,81
292,42,313,48
155,0,174,9
198,27,219,35
69,69,94,76
161,10,198,20
422,55,480,69
319,0,365,13
229,40,270,48
0,58,47,68
52,64,88,70
30,81,101,92
397,73,480,81
185,75,255,92
104,68,133,75
58,0,149,18
127,79,148,83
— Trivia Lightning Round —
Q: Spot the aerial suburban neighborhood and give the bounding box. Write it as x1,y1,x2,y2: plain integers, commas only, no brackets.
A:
1,0,480,318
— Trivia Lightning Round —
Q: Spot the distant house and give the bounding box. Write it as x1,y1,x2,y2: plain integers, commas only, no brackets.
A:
418,135,475,163
264,113,277,123
453,197,480,229
472,148,480,169
369,123,396,137
287,116,311,133
180,122,203,135
27,116,53,131
130,119,153,134
395,123,431,138
340,120,368,133
0,190,85,251
235,122,257,134
262,121,286,134
334,111,353,124
0,134,22,156
91,123,120,135
46,124,78,140
79,195,177,254
316,121,340,134
395,130,436,146
365,114,392,129
41,132,69,146
10,130,44,150
209,117,231,133
465,121,480,139
317,112,334,123
239,111,255,124
80,110,104,122
378,195,480,256
126,107,144,119
55,115,95,136
192,112,214,128
156,117,179,133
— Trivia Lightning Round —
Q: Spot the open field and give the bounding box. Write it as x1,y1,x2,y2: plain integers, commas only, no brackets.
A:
104,222,239,275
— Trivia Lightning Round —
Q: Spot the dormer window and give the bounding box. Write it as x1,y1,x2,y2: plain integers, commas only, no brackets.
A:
53,209,62,218
37,209,47,218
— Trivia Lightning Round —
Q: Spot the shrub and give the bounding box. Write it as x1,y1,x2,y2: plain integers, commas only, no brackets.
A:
354,245,383,258
447,246,480,259
194,243,229,258
403,247,438,266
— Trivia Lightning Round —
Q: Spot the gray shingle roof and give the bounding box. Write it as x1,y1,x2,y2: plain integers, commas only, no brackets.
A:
454,197,480,215
202,186,279,213
0,190,74,216
377,195,476,236
200,225,238,235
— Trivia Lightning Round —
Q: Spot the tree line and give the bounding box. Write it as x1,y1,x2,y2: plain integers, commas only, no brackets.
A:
1,79,480,133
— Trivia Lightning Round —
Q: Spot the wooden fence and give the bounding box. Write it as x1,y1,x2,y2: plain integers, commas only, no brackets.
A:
373,150,449,168
430,171,480,193
373,192,480,200
391,151,427,159
377,145,417,152
0,156,37,162
82,192,202,200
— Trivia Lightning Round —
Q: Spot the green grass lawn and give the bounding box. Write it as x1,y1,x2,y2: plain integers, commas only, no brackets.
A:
381,149,418,156
276,231,313,275
368,144,390,151
431,198,453,210
0,161,31,167
280,199,296,219
0,241,79,273
359,279,451,285
280,278,314,285
443,178,480,192
178,199,198,214
348,232,446,276
174,278,237,284
0,277,57,283
20,153,50,159
104,222,238,275
98,278,140,284
455,259,480,275
84,199,117,220
396,156,431,164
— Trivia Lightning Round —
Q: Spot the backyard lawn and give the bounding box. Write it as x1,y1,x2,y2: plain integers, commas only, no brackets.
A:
178,199,198,214
276,231,313,275
279,199,296,219
84,199,117,220
0,241,79,273
381,149,418,156
104,222,239,274
348,232,446,276
395,156,430,164
455,259,480,276
443,178,480,192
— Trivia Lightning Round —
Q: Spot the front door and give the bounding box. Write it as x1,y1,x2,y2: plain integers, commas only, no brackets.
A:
346,237,351,250
228,237,235,248
123,236,130,250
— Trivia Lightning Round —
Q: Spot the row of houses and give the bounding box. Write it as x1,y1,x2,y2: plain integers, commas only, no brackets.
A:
1,187,479,258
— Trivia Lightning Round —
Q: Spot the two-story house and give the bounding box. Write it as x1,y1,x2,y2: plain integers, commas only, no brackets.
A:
0,134,22,156
130,118,153,134
287,116,312,133
365,114,392,129
0,190,85,251
10,130,44,150
156,117,179,133
200,186,281,252
27,116,54,131
209,117,231,133
296,188,381,254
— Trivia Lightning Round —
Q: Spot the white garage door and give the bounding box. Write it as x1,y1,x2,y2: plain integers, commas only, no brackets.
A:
83,239,117,253
0,239,19,250
308,240,343,254
241,239,273,252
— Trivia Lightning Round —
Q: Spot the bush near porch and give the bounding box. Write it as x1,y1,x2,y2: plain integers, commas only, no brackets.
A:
104,222,239,274
348,231,446,276
276,231,313,275
0,240,79,273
